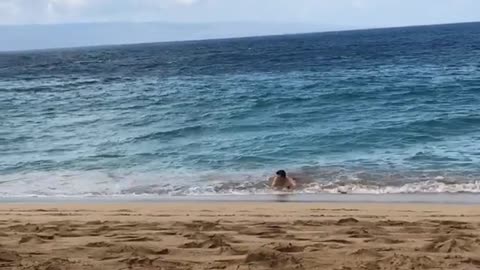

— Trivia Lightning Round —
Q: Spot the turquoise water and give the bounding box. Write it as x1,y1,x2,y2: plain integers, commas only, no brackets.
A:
1,22,480,197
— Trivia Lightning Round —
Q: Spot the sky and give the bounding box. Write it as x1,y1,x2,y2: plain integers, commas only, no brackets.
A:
1,0,480,51
1,0,479,27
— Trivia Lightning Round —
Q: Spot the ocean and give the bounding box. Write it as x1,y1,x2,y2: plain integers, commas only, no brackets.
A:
1,22,480,198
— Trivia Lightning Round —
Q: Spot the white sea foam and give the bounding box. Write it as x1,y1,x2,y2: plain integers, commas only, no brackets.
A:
1,170,480,198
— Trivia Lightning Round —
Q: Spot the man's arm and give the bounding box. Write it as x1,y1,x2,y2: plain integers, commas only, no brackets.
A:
270,176,277,188
287,177,297,189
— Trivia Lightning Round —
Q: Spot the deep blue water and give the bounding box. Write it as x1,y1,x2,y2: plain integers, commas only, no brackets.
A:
1,22,480,197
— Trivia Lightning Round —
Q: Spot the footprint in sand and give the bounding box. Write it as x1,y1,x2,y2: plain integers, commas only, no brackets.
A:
180,234,232,249
28,258,93,270
337,227,376,238
461,257,480,267
362,254,438,270
365,237,405,244
422,235,480,253
85,241,113,248
375,220,415,227
89,243,169,261
322,239,354,245
113,235,155,242
9,223,40,233
174,220,223,231
239,226,287,239
336,218,359,225
179,234,246,255
244,247,303,269
349,248,383,258
0,248,21,266
262,242,306,253
292,220,325,227
18,235,48,245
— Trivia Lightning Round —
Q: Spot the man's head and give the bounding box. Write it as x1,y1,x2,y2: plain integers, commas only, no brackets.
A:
276,170,287,178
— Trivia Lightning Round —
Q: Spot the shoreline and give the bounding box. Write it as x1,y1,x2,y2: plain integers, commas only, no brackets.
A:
1,193,480,204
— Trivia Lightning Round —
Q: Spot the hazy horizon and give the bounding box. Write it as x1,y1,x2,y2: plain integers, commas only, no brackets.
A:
1,0,480,51
0,21,353,52
1,20,479,52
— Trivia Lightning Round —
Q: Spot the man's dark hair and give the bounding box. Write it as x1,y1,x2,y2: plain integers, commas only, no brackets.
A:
276,170,287,177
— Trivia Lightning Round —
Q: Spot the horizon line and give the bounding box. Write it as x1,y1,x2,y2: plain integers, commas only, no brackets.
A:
1,20,478,53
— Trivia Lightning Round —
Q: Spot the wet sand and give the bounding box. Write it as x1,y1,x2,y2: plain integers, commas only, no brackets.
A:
0,202,480,269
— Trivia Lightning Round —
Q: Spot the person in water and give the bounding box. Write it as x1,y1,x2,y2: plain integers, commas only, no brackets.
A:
270,170,297,190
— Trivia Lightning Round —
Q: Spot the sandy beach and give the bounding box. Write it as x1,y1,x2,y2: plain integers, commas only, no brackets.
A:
0,202,480,270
